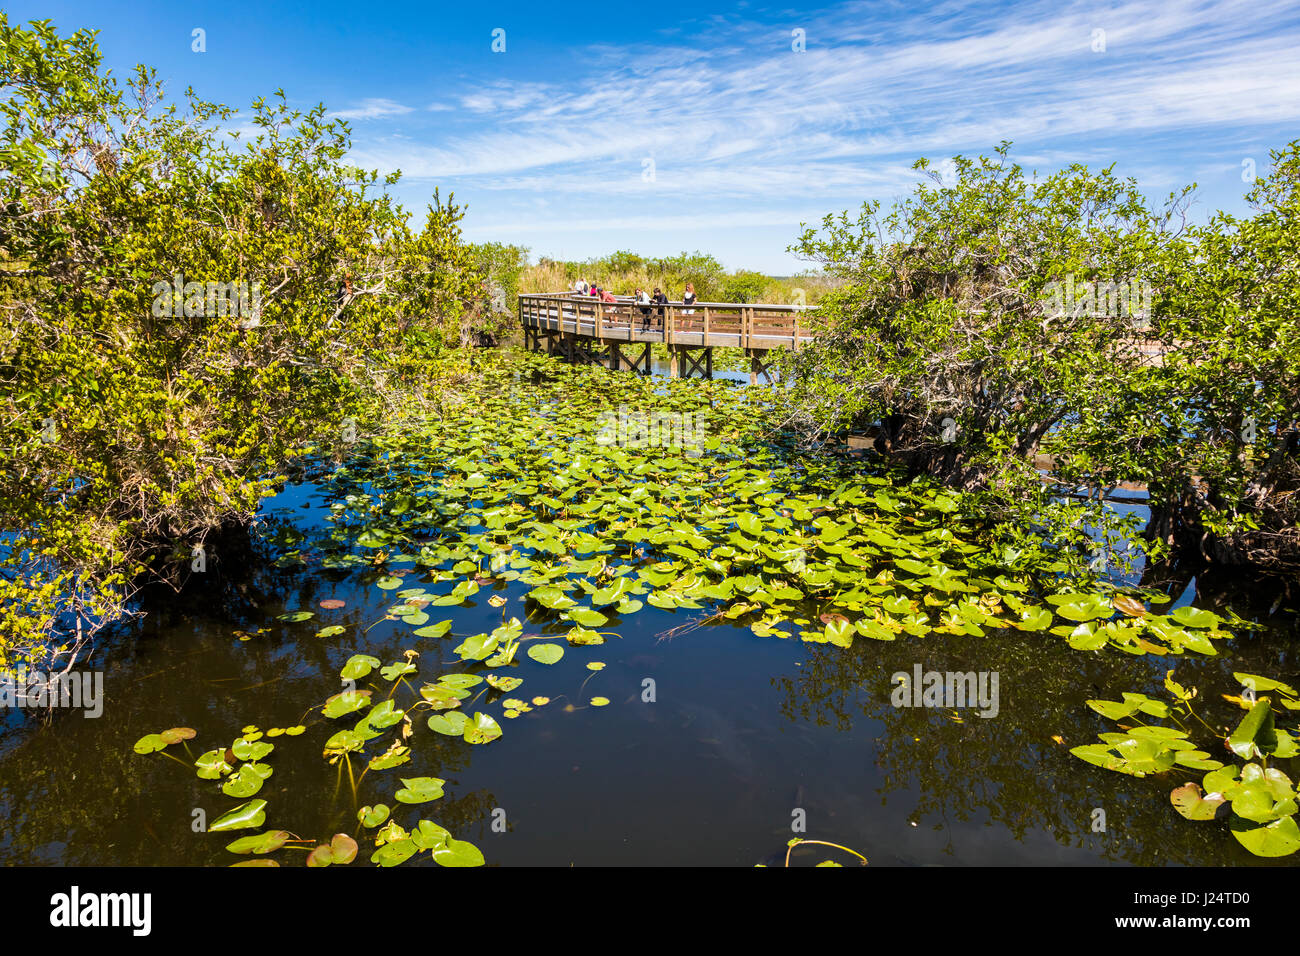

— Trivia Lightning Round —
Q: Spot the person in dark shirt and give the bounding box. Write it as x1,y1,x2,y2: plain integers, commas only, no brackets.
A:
682,282,697,314
652,287,668,327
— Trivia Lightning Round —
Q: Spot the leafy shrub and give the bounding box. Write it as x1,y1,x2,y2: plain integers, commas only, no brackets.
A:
0,15,483,664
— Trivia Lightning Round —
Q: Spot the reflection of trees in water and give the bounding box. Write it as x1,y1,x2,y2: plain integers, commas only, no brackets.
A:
772,625,1300,865
0,505,492,864
0,657,492,864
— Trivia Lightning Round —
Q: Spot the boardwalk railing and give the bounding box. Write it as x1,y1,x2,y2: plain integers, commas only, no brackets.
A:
518,292,817,351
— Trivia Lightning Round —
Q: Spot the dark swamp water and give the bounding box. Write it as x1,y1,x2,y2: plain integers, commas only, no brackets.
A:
0,362,1296,868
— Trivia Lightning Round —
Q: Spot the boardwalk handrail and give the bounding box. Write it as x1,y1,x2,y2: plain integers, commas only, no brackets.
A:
517,291,816,355
521,290,814,312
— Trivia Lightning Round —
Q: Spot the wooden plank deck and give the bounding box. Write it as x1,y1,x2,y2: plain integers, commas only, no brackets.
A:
519,291,1175,379
519,292,815,352
518,292,813,381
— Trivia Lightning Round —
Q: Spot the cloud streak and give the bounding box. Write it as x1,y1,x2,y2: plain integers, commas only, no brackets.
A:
335,0,1300,268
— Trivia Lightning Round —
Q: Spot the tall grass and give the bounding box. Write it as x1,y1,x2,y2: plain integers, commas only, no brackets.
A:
517,252,840,305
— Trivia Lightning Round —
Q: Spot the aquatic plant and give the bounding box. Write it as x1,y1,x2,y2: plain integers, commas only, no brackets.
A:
314,351,1237,666
131,348,1262,865
1071,670,1300,857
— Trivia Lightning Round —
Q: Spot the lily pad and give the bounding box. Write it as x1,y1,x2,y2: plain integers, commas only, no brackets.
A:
427,711,470,736
225,830,290,855
432,839,485,867
340,654,381,681
323,689,372,718
209,799,268,832
1170,783,1228,821
307,833,358,867
394,776,446,804
463,711,503,745
1230,814,1300,858
527,643,564,665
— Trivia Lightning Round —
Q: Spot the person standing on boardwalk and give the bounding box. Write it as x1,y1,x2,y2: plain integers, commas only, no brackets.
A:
682,282,697,315
636,288,653,329
652,287,668,328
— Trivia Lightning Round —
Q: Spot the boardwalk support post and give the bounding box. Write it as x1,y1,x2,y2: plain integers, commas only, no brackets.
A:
675,347,713,380
517,293,806,383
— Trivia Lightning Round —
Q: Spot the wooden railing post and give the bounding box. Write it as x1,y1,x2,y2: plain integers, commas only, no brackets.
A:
519,291,813,361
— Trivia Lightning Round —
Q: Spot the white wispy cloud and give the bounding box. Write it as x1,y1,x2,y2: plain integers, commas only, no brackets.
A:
333,0,1300,267
330,98,415,121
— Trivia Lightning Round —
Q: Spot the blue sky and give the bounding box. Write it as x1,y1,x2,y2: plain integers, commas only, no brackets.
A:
11,0,1300,273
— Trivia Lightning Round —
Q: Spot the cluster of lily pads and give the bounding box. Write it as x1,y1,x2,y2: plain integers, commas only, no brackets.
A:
311,352,1240,662
309,351,1260,860
1072,670,1300,857
133,679,487,866
134,349,1269,864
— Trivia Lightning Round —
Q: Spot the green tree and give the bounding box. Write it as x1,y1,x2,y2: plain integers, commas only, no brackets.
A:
1059,142,1300,579
786,144,1172,483
781,144,1185,571
467,241,528,311
720,269,769,303
0,15,482,665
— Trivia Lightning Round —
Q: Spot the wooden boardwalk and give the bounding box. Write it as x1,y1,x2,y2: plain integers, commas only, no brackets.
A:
519,292,814,382
519,291,1174,382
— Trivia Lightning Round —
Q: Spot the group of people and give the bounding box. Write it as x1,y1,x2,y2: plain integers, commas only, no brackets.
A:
570,279,697,330
572,279,617,303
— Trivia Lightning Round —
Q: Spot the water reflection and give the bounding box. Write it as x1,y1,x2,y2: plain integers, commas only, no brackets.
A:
0,472,1295,866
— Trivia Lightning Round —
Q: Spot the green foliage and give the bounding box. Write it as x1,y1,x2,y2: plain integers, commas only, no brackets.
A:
1059,141,1300,574
783,140,1299,576
720,269,770,303
466,239,528,317
1072,671,1300,857
0,15,483,665
785,143,1165,475
313,348,1229,662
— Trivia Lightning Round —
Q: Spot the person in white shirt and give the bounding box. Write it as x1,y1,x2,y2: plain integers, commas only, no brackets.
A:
635,288,653,329
682,282,697,314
